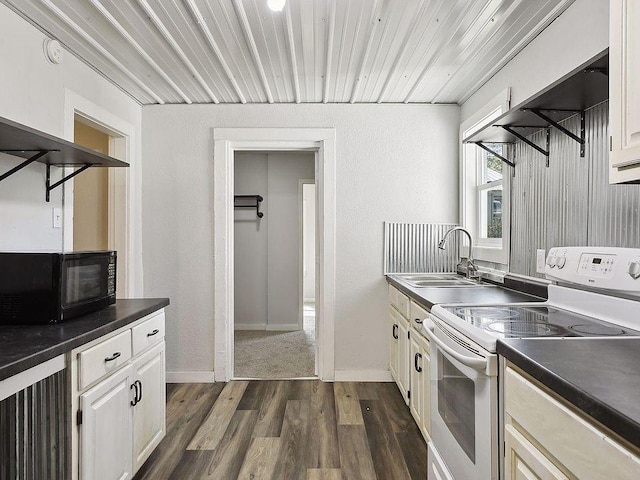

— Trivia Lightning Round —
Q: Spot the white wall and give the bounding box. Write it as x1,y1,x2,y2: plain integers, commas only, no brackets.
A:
234,153,269,329
0,4,143,294
266,152,315,330
142,103,460,376
460,0,609,124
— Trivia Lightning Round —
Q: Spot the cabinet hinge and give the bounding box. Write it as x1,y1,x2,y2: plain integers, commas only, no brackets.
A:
408,330,410,339
407,390,411,399
77,410,83,426
610,135,613,152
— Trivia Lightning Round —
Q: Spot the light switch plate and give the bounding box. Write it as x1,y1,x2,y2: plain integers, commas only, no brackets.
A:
52,208,62,228
536,249,546,273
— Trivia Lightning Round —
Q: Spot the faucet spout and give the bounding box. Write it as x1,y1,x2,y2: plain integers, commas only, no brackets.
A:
437,227,480,280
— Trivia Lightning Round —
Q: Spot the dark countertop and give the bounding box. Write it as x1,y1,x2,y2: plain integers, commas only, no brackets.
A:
498,338,640,449
386,275,545,309
0,298,169,381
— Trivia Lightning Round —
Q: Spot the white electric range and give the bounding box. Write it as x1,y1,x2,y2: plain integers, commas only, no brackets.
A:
423,247,640,480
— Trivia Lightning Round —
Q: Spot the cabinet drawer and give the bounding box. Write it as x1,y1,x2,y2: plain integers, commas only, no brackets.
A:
78,330,132,390
409,300,430,338
505,366,640,480
132,311,165,356
388,285,410,318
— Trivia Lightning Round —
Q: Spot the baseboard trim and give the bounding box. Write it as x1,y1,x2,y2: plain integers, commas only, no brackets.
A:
265,324,299,331
166,371,216,383
234,324,266,331
334,369,394,382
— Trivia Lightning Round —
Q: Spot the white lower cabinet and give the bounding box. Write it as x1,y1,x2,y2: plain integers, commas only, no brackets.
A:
409,331,430,442
80,365,134,480
396,313,410,404
74,310,167,480
504,365,640,480
132,342,166,471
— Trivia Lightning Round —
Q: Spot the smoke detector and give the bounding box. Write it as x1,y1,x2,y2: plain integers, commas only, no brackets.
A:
44,39,63,64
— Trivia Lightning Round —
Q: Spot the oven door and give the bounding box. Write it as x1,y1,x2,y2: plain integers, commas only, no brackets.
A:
424,316,498,480
60,252,116,320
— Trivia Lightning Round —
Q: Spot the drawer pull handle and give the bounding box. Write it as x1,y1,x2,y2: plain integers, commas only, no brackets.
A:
104,352,121,362
147,329,160,337
414,318,423,325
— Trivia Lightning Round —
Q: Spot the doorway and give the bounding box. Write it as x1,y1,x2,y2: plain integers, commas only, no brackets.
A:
70,115,128,298
213,128,336,382
233,152,316,379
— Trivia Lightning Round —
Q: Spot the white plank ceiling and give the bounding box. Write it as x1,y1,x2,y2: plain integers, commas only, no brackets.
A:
3,0,575,105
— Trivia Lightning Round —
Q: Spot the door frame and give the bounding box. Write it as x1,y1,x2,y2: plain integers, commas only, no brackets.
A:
214,128,336,382
298,178,315,331
62,90,136,297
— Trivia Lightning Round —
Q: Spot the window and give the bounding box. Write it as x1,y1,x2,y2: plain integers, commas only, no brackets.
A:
459,88,511,266
477,144,504,246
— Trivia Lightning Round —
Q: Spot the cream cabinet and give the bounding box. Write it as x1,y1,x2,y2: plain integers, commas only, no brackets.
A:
72,309,166,480
504,365,640,480
409,330,430,442
388,284,431,435
609,0,640,183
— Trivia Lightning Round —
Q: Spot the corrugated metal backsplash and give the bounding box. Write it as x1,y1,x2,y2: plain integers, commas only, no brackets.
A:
0,369,68,480
384,222,460,274
510,102,640,277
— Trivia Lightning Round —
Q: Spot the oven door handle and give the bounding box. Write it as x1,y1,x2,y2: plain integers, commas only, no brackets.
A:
423,323,487,372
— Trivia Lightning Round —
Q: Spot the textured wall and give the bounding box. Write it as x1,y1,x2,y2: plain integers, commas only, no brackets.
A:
0,3,142,283
510,102,640,277
141,103,460,375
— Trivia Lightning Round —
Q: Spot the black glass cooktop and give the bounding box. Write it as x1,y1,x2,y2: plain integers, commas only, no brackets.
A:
443,305,640,339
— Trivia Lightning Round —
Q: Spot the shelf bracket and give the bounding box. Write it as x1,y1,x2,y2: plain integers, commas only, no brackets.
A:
0,150,50,183
499,125,550,166
46,164,92,202
474,142,515,168
525,109,586,157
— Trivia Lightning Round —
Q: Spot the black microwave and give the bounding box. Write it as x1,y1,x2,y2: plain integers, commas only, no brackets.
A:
0,251,116,324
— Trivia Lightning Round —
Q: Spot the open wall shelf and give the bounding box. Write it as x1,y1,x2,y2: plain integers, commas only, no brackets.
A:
464,52,609,165
0,115,129,201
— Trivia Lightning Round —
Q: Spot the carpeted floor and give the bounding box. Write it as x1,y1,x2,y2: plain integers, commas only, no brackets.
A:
234,304,316,378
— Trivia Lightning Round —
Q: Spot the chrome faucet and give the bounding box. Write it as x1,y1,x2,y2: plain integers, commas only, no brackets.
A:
438,227,480,280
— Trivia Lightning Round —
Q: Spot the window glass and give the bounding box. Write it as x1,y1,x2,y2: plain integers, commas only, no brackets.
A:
477,144,504,242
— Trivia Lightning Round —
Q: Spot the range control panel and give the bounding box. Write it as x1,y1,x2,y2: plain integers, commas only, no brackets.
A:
545,247,640,292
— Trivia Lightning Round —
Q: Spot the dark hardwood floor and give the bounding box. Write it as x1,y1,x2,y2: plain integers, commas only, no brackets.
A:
133,380,427,480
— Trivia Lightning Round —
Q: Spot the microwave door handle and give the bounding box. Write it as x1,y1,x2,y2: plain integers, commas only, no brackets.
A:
423,323,487,372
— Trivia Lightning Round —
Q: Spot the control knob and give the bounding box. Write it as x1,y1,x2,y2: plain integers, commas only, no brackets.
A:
629,261,640,280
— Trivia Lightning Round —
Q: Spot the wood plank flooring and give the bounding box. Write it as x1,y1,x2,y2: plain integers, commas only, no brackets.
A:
133,381,427,480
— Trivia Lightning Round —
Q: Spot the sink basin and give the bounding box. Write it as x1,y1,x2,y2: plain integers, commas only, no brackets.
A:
391,273,485,288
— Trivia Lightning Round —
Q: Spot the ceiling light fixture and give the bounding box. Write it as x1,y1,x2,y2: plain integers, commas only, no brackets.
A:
267,0,286,12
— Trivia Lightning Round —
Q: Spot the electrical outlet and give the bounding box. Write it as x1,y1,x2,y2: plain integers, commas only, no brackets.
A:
536,249,546,274
52,208,62,228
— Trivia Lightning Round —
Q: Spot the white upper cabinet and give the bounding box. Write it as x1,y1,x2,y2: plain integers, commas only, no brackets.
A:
610,0,640,183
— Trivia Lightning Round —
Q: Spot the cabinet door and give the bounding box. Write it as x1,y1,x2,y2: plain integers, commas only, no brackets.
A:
132,342,166,473
504,424,569,480
409,335,423,427
397,316,410,405
610,0,640,183
389,308,399,382
80,365,134,480
420,343,431,439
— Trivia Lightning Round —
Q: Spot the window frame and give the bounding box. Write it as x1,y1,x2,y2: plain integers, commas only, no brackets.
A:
459,88,511,266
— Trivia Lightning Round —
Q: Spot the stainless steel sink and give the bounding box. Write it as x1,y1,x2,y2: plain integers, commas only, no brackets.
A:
391,273,485,288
